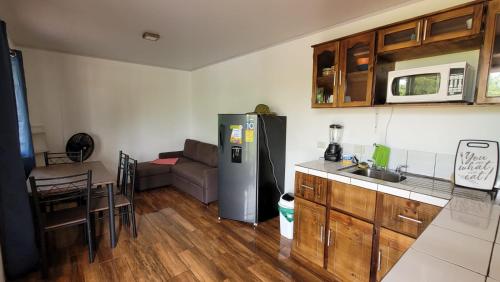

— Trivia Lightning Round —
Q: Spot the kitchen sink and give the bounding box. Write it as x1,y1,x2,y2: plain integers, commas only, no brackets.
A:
349,168,407,183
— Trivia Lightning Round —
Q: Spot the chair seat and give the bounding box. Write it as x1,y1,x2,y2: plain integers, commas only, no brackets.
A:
91,194,131,212
43,206,87,231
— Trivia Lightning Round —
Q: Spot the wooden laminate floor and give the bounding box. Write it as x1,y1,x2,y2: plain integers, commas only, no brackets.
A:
18,186,324,282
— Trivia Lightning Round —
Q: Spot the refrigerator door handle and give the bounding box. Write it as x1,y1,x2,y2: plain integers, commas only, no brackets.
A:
219,124,225,151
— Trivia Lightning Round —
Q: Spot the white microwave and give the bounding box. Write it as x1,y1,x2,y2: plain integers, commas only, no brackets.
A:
386,62,474,104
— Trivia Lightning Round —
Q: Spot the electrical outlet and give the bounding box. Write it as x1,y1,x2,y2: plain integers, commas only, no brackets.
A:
317,141,326,149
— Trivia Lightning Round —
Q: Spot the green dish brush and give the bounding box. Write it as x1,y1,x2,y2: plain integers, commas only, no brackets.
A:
372,144,391,169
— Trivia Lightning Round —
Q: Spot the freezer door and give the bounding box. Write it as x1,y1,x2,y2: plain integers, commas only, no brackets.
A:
218,114,258,223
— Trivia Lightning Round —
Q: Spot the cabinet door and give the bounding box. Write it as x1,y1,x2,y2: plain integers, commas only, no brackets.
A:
338,32,375,107
376,228,415,281
312,42,340,108
292,197,326,267
377,20,423,53
477,0,500,104
326,210,373,282
422,4,483,44
295,172,327,205
381,194,441,238
330,181,376,221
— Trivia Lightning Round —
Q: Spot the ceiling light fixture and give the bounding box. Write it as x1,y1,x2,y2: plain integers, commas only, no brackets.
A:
142,32,160,42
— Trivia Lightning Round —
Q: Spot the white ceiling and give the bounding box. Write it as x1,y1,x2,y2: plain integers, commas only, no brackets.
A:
0,0,412,70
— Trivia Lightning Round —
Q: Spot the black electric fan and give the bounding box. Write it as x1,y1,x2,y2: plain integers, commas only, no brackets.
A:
65,133,95,162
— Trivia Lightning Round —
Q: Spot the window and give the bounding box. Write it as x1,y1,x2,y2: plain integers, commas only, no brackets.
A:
11,50,35,174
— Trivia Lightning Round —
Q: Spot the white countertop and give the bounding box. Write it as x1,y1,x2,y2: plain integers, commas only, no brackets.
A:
296,160,500,282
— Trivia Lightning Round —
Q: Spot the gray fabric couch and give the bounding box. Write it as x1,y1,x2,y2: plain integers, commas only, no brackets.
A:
135,139,218,204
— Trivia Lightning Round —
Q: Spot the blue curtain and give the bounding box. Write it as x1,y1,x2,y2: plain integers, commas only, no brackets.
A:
0,20,38,278
10,50,35,175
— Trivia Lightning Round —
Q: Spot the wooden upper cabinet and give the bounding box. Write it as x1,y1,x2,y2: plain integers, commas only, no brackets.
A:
292,197,326,268
422,4,483,44
477,0,500,104
376,228,415,282
377,20,423,53
380,194,441,238
338,32,375,107
330,181,377,221
326,210,373,282
312,41,340,108
295,172,328,205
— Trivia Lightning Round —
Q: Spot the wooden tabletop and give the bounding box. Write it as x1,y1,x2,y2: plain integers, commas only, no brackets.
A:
29,161,115,188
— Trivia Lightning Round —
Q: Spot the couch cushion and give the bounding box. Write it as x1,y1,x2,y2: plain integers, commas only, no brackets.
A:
196,142,218,167
137,162,171,177
171,161,211,187
137,157,192,177
183,139,199,160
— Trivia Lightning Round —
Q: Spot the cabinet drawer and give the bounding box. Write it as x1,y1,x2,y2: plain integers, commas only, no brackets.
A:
376,228,415,281
292,197,326,268
330,180,377,221
380,194,442,238
295,172,328,205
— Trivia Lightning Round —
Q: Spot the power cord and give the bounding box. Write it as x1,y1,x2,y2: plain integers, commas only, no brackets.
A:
259,115,284,198
384,107,394,144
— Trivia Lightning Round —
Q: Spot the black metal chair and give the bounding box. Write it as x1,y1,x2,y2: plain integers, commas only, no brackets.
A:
92,150,128,198
43,150,83,166
91,156,138,238
29,170,95,278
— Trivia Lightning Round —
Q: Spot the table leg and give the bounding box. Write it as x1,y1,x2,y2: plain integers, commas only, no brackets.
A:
107,183,116,248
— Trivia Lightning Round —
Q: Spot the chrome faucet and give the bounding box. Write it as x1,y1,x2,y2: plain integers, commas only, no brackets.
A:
367,159,378,170
395,164,408,174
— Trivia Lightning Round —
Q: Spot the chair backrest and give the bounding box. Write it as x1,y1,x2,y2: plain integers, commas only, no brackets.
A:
124,157,137,202
29,170,92,229
43,150,83,166
116,150,128,189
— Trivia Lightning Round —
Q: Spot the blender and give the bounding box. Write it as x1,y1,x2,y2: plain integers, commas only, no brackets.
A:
324,124,343,162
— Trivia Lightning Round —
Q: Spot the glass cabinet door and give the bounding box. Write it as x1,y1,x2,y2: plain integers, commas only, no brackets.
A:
377,20,423,53
312,41,339,107
477,0,500,103
422,4,483,44
338,32,375,107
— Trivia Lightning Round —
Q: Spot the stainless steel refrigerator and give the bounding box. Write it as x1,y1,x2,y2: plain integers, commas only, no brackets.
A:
218,114,286,225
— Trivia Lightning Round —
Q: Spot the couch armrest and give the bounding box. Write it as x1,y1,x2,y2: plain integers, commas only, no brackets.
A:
158,151,184,159
203,168,218,204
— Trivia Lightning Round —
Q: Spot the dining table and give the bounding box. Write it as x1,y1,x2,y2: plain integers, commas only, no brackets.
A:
29,161,118,248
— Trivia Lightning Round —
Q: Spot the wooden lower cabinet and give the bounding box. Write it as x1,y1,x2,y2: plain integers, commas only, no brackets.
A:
291,172,443,281
326,210,373,282
376,228,415,281
292,197,326,267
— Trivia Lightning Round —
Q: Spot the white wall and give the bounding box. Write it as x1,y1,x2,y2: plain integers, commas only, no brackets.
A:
22,48,192,170
191,0,500,192
19,0,500,193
